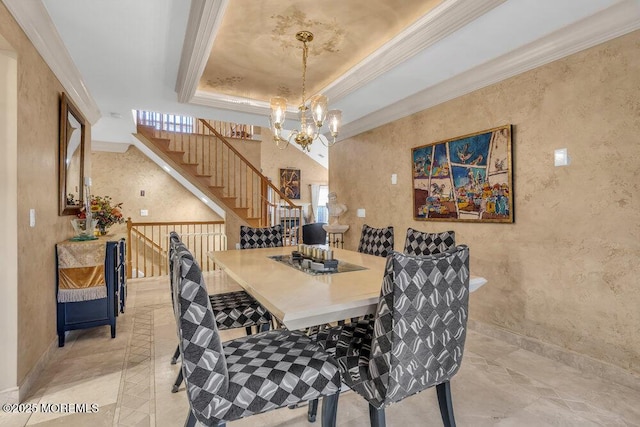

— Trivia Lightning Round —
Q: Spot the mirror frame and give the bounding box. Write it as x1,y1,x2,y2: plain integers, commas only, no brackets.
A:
58,92,86,216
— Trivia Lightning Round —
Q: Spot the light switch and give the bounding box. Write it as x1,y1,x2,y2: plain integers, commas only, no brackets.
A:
140,209,149,217
554,148,570,166
357,208,366,218
29,208,36,227
391,174,398,185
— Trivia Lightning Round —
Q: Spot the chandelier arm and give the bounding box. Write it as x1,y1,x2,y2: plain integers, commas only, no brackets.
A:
274,135,290,150
319,135,337,148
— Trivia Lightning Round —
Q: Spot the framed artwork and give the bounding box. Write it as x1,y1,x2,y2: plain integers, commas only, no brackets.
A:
279,168,301,199
412,124,513,223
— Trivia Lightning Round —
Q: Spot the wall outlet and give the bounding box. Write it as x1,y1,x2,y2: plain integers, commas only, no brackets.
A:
29,208,36,227
357,208,366,218
391,174,397,185
140,209,149,217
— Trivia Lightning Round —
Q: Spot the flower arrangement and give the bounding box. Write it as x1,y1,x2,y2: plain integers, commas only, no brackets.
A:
78,195,124,231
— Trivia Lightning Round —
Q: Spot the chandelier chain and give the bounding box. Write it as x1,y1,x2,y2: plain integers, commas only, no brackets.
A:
301,39,308,110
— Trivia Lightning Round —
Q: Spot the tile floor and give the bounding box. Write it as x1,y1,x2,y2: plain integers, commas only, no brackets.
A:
1,272,639,427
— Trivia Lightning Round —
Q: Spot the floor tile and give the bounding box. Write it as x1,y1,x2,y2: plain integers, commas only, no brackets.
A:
1,272,638,426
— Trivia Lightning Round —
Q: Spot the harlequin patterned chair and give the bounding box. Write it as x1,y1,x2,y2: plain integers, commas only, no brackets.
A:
357,224,394,258
168,232,272,393
403,228,456,256
239,225,284,249
171,243,342,427
309,246,470,427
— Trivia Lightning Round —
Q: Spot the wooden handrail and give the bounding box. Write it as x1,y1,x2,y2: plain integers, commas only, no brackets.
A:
130,227,164,253
134,110,302,243
126,218,226,278
198,119,298,207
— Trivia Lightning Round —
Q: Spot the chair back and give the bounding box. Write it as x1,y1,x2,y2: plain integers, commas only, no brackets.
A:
239,225,284,249
403,228,456,256
171,242,229,424
302,223,327,245
357,224,394,257
368,246,470,406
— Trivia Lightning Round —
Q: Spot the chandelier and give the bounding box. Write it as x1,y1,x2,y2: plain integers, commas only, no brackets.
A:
270,31,342,152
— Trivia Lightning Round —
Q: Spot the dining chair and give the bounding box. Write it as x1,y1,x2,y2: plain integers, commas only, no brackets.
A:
168,231,271,393
357,224,394,258
302,222,328,245
239,224,284,248
171,241,342,427
309,246,470,427
403,228,456,256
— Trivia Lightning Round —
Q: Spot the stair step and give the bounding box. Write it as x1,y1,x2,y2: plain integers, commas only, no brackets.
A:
134,126,298,230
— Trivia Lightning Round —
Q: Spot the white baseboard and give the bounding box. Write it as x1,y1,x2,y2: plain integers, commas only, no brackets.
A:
468,319,640,392
0,386,19,404
15,337,58,403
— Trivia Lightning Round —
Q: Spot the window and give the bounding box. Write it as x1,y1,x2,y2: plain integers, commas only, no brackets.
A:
316,185,329,223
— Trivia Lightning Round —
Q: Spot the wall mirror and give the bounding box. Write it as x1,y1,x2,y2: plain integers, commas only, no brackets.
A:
58,92,86,215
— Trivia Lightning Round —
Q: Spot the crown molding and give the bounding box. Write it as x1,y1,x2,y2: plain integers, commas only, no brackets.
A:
175,0,229,103
323,0,506,103
190,89,270,115
338,0,640,141
3,0,101,124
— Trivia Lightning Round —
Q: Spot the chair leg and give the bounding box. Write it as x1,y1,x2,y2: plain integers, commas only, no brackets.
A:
307,398,319,422
245,326,253,335
259,322,270,332
184,409,197,427
436,381,456,427
368,404,386,427
172,369,184,393
171,345,180,364
321,392,340,427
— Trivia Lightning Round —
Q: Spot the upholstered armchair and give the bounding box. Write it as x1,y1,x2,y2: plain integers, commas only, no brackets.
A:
168,232,271,393
403,228,456,256
302,222,328,245
310,246,470,427
171,241,342,427
357,224,395,258
239,224,284,248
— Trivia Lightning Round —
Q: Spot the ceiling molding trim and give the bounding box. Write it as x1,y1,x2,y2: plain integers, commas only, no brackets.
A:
175,0,229,103
191,90,271,115
3,0,101,124
338,0,640,141
322,0,507,102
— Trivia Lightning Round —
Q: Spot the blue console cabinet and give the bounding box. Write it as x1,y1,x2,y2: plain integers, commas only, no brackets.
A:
55,238,126,347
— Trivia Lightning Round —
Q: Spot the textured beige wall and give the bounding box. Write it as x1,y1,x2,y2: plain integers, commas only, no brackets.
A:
330,31,640,374
91,146,223,237
260,128,329,215
0,3,88,385
0,39,18,396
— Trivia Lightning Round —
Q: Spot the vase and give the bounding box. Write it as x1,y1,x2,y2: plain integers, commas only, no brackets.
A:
71,218,98,237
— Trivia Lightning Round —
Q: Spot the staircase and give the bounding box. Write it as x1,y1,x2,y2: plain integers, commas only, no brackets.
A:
133,112,302,236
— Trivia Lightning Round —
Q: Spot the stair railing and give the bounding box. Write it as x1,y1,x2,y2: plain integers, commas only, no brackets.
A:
126,218,226,278
135,110,302,241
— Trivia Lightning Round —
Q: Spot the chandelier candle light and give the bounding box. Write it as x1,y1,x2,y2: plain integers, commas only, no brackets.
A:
270,31,342,151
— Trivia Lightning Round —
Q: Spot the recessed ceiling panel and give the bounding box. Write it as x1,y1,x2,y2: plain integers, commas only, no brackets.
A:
199,0,441,104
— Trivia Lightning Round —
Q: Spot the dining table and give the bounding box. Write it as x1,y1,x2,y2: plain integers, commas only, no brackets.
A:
208,246,487,331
